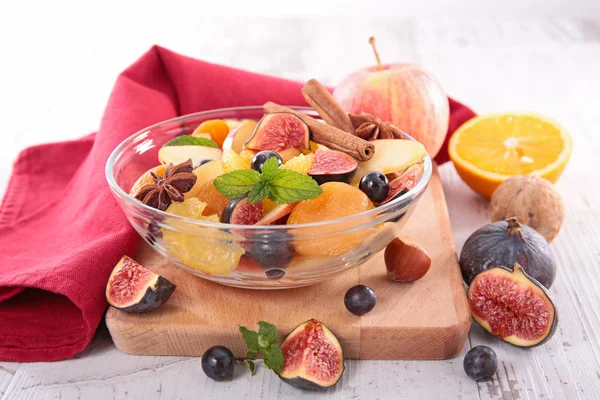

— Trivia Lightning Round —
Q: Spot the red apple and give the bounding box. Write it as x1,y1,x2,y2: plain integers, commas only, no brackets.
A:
333,38,449,158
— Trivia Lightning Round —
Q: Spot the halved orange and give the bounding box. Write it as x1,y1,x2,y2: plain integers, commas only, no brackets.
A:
449,112,572,198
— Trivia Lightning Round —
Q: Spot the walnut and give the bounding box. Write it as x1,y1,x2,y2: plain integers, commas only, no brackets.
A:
490,176,564,242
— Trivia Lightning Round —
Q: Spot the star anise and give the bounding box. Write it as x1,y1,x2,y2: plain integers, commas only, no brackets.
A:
349,112,404,141
135,159,197,211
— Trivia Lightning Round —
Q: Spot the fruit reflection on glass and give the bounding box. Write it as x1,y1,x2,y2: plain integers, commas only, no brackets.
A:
124,78,428,283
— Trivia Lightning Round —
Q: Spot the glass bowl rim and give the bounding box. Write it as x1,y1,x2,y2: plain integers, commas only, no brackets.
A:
105,105,432,231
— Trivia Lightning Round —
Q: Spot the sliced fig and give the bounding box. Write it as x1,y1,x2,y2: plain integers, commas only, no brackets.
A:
256,203,296,225
106,256,175,313
221,196,264,224
468,263,557,347
279,319,344,391
376,163,423,205
245,113,310,153
308,146,358,185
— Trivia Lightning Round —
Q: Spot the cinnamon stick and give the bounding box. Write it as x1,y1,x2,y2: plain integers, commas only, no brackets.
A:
301,79,355,134
264,102,374,162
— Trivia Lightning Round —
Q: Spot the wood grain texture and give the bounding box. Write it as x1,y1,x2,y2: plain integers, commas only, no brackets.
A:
1,17,600,400
106,166,471,360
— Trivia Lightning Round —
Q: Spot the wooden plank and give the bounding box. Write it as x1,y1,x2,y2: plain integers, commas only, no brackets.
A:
106,166,471,360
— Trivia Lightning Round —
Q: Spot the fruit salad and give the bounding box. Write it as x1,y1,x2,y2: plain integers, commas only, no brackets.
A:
129,83,427,279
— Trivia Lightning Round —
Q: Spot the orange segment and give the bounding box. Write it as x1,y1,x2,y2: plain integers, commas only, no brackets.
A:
449,112,572,198
193,119,230,148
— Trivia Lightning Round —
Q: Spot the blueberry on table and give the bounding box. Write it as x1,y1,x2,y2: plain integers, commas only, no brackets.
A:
344,285,376,315
251,150,282,173
463,345,498,381
202,345,236,381
359,172,389,203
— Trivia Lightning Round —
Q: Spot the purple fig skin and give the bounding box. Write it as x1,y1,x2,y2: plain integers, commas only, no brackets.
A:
459,217,556,288
468,264,558,347
119,276,176,313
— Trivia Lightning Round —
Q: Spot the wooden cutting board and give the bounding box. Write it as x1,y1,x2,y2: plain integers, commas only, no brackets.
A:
106,165,471,360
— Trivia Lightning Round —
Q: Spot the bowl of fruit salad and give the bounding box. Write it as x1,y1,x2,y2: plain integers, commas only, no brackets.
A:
106,105,431,288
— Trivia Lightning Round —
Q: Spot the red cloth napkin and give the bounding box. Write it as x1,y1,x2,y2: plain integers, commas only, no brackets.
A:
0,46,475,362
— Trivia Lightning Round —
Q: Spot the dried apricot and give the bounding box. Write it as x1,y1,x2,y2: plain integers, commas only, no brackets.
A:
287,182,374,256
193,119,230,148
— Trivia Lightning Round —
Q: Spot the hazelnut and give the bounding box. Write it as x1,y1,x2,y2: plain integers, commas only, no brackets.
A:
384,237,431,282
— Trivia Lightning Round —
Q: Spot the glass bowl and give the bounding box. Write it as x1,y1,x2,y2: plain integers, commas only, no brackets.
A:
105,106,432,289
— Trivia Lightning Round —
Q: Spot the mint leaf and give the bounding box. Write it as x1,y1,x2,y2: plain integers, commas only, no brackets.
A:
246,360,256,375
258,321,278,346
214,170,260,199
268,169,323,204
263,345,285,374
239,325,260,358
248,180,271,204
164,136,219,148
260,157,280,181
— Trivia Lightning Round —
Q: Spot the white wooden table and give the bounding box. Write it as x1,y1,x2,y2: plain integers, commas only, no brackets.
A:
1,18,599,400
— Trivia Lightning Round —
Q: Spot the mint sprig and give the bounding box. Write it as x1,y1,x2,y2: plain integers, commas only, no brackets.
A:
238,321,285,375
213,155,322,204
164,136,219,148
213,169,260,199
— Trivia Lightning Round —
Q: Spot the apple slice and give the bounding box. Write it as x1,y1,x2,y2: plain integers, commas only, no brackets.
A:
158,145,222,166
351,139,427,185
222,120,257,153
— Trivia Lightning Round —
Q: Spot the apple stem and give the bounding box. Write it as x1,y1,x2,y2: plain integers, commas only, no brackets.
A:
369,36,383,70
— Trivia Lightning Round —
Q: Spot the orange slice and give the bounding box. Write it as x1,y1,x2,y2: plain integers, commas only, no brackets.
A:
449,112,572,198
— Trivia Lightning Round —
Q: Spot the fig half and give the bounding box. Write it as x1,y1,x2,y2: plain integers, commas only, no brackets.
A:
468,263,557,347
245,113,310,153
221,195,264,224
279,319,344,391
106,256,176,313
308,146,358,185
376,163,423,206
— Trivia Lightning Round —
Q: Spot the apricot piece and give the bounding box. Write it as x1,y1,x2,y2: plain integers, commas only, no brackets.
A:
193,119,230,148
287,182,374,256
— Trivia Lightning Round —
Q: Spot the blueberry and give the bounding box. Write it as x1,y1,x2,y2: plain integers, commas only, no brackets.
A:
344,285,376,315
145,222,162,245
251,151,282,173
463,346,498,381
359,172,389,203
249,231,294,272
201,345,236,381
265,268,286,279
194,159,212,168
